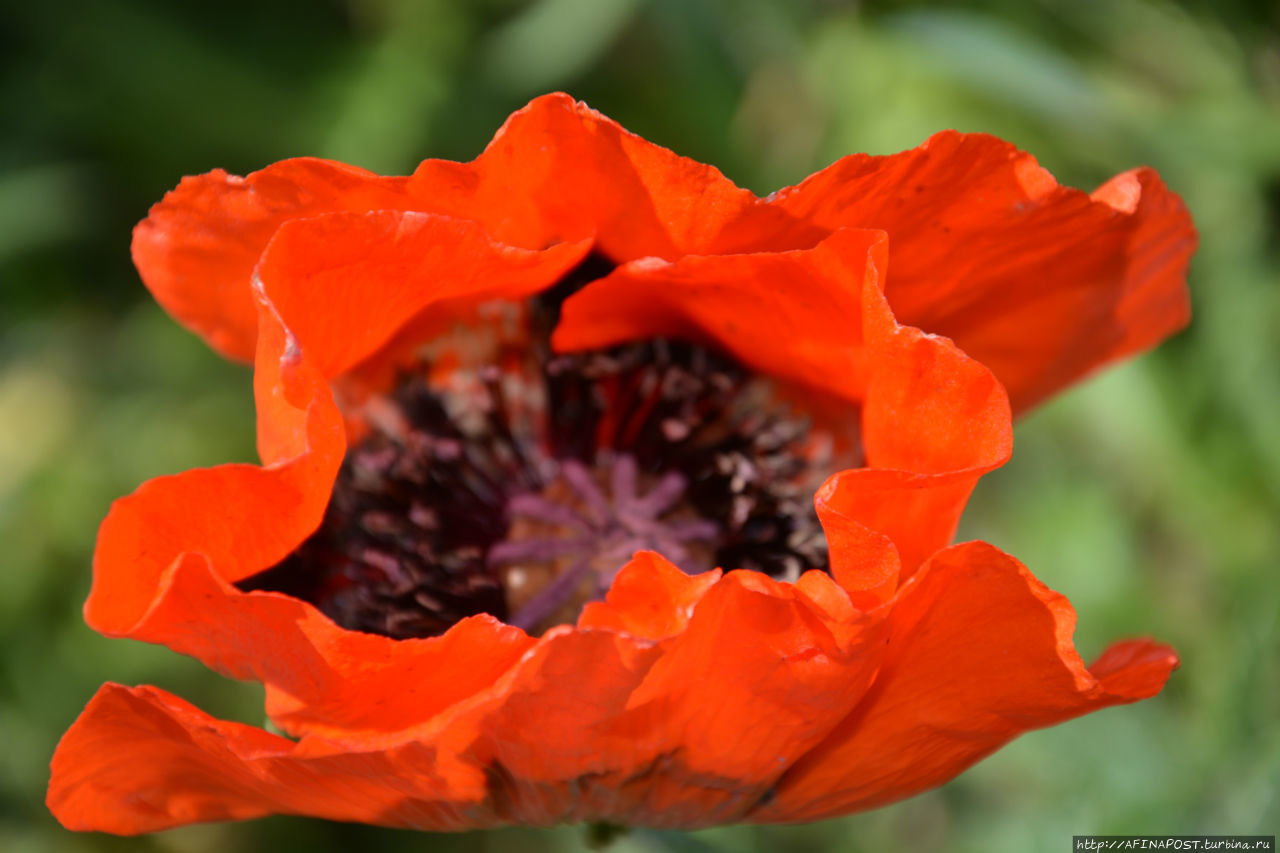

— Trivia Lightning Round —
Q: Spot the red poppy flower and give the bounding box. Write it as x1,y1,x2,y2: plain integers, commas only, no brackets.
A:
49,94,1192,834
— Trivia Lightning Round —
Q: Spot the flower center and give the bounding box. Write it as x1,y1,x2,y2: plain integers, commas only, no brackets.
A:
491,455,719,631
238,292,849,638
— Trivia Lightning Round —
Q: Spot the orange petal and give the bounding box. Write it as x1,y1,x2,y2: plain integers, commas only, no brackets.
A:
749,541,1178,823
815,278,1013,585
88,230,346,629
47,683,489,835
132,159,414,362
47,631,670,832
87,240,557,740
615,572,882,801
408,92,760,260
815,502,903,611
135,552,537,740
552,228,887,402
577,551,722,641
253,210,590,381
436,570,886,828
135,94,764,362
420,627,669,825
758,132,1195,412
84,360,343,633
570,556,890,825
56,546,1168,832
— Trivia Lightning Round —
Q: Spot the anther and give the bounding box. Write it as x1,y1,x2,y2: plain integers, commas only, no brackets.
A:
237,330,841,640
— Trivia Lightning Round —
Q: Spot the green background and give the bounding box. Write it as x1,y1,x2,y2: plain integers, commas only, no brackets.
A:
2,0,1277,850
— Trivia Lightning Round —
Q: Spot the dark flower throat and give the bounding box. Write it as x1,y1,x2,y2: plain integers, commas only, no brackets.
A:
238,279,835,639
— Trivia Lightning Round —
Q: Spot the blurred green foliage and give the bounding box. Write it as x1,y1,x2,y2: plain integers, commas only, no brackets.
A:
1,0,1277,851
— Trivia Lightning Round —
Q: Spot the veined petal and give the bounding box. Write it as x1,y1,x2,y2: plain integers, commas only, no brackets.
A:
409,92,763,260
132,159,414,362
747,541,1178,823
252,209,590,382
553,228,886,402
578,551,722,641
750,131,1195,412
816,274,1013,586
133,94,768,362
88,218,589,739
53,556,892,833
47,683,488,835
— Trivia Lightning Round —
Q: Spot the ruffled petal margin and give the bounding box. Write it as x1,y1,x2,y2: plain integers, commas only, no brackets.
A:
48,682,469,835
817,273,1012,587
49,544,1173,833
70,96,1185,833
135,96,1192,414
51,553,888,833
554,228,885,402
91,196,1014,742
134,95,1192,421
132,159,415,362
132,93,760,362
88,213,586,738
748,541,1178,823
748,132,1196,413
557,219,1012,590
408,93,760,262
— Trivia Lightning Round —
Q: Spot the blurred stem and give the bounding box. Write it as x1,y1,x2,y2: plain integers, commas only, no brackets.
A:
586,822,629,850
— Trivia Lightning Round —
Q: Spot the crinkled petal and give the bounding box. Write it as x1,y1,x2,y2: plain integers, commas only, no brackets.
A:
132,552,536,740
52,539,1172,833
747,541,1178,823
590,569,883,827
137,105,1193,417
553,228,886,402
132,159,414,361
420,626,670,827
84,333,344,632
54,556,892,834
48,630,670,833
47,683,487,835
558,228,1010,586
577,551,723,641
87,219,585,739
253,210,590,382
815,273,1013,584
133,94,766,362
747,132,1194,412
408,93,762,261
46,606,753,833
363,561,886,829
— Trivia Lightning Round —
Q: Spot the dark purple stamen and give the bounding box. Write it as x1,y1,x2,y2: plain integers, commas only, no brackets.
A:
237,268,844,640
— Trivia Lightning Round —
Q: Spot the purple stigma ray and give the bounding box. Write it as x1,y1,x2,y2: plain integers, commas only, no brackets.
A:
560,460,610,523
490,453,720,631
506,557,594,631
610,454,638,513
238,330,837,641
628,471,687,519
506,493,591,531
